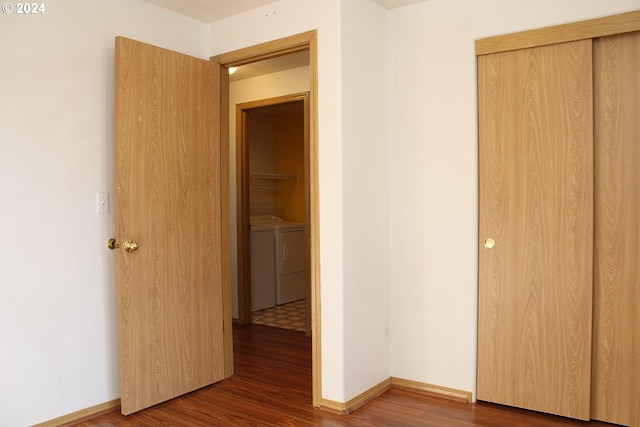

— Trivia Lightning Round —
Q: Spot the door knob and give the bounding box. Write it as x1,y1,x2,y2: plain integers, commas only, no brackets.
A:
123,240,139,253
483,238,496,249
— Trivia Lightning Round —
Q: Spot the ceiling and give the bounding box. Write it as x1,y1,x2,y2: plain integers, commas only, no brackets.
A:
145,0,428,23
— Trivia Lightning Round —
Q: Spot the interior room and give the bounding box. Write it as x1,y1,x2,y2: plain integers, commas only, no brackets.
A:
227,51,311,334
1,1,639,426
245,100,307,331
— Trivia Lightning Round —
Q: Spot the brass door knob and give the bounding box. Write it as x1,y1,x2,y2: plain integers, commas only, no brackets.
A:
483,238,496,249
123,240,139,253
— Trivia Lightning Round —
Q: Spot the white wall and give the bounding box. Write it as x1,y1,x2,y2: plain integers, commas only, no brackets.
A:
0,1,208,425
388,0,640,398
340,0,391,400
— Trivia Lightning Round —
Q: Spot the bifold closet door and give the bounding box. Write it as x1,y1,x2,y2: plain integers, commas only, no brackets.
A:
477,39,594,420
592,30,640,427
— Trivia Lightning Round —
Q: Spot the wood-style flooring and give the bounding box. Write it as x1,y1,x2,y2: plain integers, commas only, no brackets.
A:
67,324,618,427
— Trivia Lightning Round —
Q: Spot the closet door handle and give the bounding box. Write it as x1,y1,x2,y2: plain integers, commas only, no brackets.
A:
483,238,496,249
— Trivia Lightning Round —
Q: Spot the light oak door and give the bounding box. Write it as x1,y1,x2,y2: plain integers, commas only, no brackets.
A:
592,30,640,427
477,40,594,420
114,37,225,415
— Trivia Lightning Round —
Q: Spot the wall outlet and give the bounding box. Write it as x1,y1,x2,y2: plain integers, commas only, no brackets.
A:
384,320,390,341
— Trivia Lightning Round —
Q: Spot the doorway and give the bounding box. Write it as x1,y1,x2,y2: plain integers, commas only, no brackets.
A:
237,95,310,337
211,30,321,407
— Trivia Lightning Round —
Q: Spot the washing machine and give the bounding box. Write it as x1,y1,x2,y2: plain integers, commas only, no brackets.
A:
249,223,275,311
250,215,306,310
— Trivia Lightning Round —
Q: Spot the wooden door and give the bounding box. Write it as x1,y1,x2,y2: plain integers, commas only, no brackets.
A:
477,40,594,420
592,30,640,427
114,37,225,415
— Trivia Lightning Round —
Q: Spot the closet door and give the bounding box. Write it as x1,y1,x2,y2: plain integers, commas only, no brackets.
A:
592,30,640,427
477,40,594,420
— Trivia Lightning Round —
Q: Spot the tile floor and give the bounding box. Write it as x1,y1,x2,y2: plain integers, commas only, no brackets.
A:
252,299,306,332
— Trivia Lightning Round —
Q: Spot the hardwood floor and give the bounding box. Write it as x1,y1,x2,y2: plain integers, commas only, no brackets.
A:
67,324,619,427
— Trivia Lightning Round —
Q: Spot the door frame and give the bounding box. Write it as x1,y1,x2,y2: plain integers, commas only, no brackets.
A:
210,30,321,407
236,93,310,333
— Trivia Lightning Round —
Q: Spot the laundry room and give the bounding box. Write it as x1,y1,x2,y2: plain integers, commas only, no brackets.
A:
246,99,308,332
227,50,311,334
248,101,305,222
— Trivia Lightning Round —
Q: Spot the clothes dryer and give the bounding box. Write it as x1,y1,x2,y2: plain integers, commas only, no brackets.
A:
249,215,306,308
274,222,305,305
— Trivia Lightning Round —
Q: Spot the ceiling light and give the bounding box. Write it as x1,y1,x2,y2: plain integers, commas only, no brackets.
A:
228,66,238,75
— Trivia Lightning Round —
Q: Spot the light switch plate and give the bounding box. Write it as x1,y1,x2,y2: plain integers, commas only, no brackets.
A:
97,192,109,214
